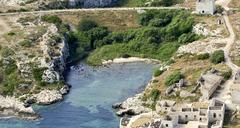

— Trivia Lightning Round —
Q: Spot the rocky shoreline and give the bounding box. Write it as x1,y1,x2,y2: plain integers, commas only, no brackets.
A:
0,24,72,120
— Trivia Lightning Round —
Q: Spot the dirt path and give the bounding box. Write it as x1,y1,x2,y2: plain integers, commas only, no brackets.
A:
0,17,11,35
0,6,188,16
214,0,239,110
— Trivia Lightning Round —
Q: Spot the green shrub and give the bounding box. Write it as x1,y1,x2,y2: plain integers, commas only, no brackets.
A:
164,71,182,86
78,19,98,31
215,5,224,14
1,48,14,58
19,39,33,47
42,15,62,25
178,33,199,44
2,72,21,96
197,53,210,60
152,79,159,83
210,50,225,64
33,68,47,82
150,89,160,102
222,70,232,80
153,69,164,77
4,62,17,75
7,32,16,36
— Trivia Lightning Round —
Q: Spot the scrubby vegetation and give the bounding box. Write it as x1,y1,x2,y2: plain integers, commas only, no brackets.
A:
149,88,160,102
68,10,198,65
153,68,164,77
222,70,232,80
197,53,210,60
19,39,33,47
210,50,225,64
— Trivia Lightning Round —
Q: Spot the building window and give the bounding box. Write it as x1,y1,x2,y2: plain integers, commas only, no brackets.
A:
219,114,221,117
185,115,188,118
194,115,197,119
166,124,168,127
202,10,205,14
200,118,202,121
213,113,216,118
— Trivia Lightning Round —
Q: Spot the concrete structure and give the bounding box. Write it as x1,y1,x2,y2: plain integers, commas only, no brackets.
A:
121,99,225,128
199,73,223,100
196,0,216,15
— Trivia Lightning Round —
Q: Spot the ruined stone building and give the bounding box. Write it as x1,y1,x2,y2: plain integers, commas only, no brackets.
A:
199,73,223,100
196,0,216,15
120,99,225,128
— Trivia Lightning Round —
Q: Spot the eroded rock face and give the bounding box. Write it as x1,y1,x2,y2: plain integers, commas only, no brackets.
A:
42,69,60,83
40,25,69,83
32,90,63,105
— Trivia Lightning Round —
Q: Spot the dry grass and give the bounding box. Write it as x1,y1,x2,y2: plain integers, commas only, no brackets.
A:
229,0,240,8
57,10,140,31
153,54,212,93
229,12,240,66
145,54,230,101
177,0,196,9
194,15,229,38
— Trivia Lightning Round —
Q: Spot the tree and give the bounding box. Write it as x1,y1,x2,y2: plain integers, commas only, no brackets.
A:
78,19,98,31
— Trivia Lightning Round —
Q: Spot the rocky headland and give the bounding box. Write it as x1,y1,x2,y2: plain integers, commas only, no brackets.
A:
0,14,72,119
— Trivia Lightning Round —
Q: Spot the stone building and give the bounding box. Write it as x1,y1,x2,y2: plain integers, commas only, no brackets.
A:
120,99,225,128
196,0,216,15
199,73,223,100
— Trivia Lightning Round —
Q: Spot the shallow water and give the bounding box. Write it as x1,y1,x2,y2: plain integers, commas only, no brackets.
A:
0,62,154,128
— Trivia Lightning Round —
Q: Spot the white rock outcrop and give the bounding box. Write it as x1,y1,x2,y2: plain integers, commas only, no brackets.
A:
114,93,151,116
42,69,60,83
0,96,37,119
33,90,63,105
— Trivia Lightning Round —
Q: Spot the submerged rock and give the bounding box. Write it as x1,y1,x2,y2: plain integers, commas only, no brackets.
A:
60,85,70,95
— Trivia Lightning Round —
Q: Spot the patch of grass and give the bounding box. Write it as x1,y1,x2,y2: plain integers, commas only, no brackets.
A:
78,19,98,31
4,61,17,75
153,68,164,77
210,50,225,64
222,70,232,80
32,68,47,82
197,53,210,60
164,71,182,86
150,89,160,102
19,39,33,47
1,47,14,58
42,15,62,25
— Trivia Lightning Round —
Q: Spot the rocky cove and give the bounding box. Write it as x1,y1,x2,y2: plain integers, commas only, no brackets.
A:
0,62,155,128
0,17,158,127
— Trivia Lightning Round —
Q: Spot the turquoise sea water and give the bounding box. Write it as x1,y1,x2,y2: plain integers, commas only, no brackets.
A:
0,62,154,128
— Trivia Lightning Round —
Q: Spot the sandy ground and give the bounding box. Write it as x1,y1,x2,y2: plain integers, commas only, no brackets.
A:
102,57,160,65
0,17,11,35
